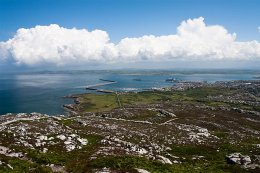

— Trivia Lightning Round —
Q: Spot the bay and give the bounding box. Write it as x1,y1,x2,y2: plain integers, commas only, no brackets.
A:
0,69,259,115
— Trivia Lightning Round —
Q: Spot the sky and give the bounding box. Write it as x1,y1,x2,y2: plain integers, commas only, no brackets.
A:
0,0,260,71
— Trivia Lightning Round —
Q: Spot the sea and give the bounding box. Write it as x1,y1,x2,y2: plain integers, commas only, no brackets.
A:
0,69,259,115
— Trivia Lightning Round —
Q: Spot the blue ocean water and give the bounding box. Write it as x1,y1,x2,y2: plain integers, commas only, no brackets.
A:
0,70,259,115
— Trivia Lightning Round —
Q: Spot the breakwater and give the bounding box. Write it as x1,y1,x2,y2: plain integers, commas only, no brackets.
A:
86,79,116,93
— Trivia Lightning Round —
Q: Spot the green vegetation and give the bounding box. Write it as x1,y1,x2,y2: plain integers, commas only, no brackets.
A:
65,134,103,172
86,155,257,173
27,149,67,165
87,155,174,173
184,87,234,99
78,93,118,112
4,134,102,173
0,155,52,173
77,87,256,113
77,89,203,113
27,134,101,165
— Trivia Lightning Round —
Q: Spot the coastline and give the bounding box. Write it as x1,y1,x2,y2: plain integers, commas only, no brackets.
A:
0,79,259,172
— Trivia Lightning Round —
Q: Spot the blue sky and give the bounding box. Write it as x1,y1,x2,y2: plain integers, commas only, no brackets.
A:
0,0,259,42
0,0,260,70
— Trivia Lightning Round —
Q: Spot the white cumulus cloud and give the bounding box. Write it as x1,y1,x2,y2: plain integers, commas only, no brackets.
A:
1,24,117,65
117,17,260,61
0,17,260,66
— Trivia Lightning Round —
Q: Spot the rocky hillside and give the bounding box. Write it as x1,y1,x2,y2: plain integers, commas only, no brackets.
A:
0,81,259,173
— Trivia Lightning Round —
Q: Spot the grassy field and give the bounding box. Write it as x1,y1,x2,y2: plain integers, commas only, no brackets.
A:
77,87,254,113
77,93,118,112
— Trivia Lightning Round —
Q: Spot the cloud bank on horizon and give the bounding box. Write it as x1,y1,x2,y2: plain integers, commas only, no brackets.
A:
0,17,260,66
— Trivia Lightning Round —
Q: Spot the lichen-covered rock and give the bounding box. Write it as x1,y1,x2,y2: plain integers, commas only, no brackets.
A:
226,153,260,169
